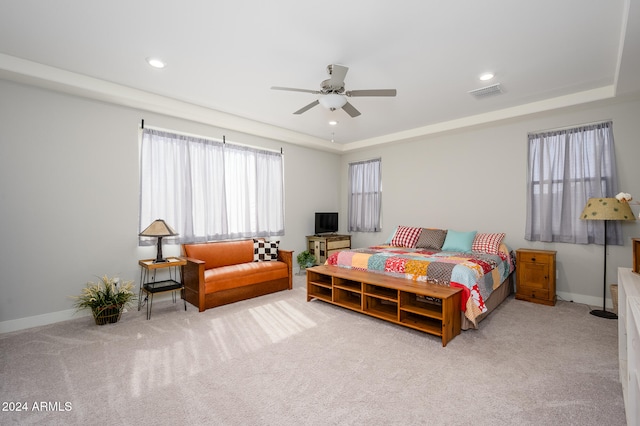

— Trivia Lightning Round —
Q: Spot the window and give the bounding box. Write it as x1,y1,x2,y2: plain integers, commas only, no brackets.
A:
525,121,622,245
139,128,284,244
348,158,382,232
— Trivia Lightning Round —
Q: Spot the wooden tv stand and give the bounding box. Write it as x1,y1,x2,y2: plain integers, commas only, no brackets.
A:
306,265,462,346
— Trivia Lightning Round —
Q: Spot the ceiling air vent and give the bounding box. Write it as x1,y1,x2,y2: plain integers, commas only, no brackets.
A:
468,83,503,98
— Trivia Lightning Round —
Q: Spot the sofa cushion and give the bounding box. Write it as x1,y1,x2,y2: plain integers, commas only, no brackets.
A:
183,239,254,269
204,261,288,292
253,239,279,261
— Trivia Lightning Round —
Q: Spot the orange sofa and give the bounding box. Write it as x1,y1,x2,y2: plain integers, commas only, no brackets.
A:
181,239,293,312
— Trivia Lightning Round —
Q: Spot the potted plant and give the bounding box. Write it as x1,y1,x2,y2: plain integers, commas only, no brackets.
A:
296,250,317,274
72,275,136,325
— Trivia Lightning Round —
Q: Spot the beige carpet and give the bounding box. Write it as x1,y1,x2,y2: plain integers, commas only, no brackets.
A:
0,274,626,425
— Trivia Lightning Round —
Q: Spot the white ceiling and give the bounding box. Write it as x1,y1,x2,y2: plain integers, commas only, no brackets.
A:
1,0,639,153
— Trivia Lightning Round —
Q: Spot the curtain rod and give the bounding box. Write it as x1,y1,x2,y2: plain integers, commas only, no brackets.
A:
139,121,283,154
349,157,381,166
528,119,612,135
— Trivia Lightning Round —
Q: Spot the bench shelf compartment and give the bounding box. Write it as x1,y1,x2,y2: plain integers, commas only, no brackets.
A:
306,265,462,346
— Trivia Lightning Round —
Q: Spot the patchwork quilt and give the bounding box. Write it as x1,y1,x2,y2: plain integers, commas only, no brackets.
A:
326,245,515,325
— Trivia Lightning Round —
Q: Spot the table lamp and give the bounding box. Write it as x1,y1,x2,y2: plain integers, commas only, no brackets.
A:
139,219,179,263
580,197,635,319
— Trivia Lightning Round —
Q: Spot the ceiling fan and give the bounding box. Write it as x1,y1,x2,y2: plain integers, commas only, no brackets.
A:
271,64,396,118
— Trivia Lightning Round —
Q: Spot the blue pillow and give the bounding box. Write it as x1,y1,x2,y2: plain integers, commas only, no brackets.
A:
441,230,477,253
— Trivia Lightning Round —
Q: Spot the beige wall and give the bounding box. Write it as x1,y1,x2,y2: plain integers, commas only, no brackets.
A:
0,79,340,330
341,95,640,308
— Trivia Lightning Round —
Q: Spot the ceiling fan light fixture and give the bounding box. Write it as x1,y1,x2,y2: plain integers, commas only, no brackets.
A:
272,64,396,118
319,93,347,110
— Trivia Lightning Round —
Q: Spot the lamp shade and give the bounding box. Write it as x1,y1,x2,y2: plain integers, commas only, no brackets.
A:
318,93,347,110
139,219,178,237
579,198,636,221
139,219,178,263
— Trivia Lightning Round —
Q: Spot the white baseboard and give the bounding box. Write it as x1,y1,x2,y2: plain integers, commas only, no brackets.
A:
0,309,89,334
0,293,177,334
556,291,616,310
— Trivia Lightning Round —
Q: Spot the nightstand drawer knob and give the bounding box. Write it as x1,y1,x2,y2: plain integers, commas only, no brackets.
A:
531,257,536,262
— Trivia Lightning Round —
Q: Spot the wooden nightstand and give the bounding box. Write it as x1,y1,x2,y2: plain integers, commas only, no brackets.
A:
516,249,557,306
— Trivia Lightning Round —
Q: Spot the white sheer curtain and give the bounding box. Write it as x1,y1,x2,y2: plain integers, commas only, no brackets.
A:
525,121,622,245
348,158,382,232
139,128,284,244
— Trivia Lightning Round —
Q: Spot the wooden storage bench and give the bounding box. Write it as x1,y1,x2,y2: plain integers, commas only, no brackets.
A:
306,265,462,346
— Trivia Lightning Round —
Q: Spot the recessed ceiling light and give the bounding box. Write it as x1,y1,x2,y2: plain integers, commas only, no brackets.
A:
146,57,166,69
479,72,494,81
329,120,338,126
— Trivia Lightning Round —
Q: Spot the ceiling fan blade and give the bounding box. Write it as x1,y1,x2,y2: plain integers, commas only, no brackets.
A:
346,89,397,97
342,102,361,118
271,86,320,94
328,64,349,87
293,100,319,115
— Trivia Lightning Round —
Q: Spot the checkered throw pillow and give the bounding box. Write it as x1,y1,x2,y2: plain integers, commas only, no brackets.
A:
253,239,279,261
471,233,505,255
390,226,422,248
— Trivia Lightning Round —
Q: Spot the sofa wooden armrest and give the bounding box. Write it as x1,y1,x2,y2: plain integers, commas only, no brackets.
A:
277,249,293,290
182,257,206,312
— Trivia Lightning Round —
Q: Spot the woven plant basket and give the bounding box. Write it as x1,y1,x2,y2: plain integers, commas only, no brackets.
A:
92,304,123,325
611,284,618,315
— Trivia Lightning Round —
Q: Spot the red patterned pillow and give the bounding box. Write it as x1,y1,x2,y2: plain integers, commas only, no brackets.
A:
472,233,506,255
390,226,422,248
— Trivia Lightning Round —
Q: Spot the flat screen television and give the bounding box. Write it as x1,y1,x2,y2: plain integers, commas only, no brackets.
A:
315,212,338,235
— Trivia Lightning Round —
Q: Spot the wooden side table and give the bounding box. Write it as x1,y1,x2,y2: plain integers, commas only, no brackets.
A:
515,249,557,306
138,257,187,319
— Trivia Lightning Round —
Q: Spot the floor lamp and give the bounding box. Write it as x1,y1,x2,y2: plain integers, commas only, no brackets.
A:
580,197,635,319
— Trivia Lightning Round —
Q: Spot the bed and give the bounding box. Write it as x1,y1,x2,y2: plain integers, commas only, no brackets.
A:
325,226,516,330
